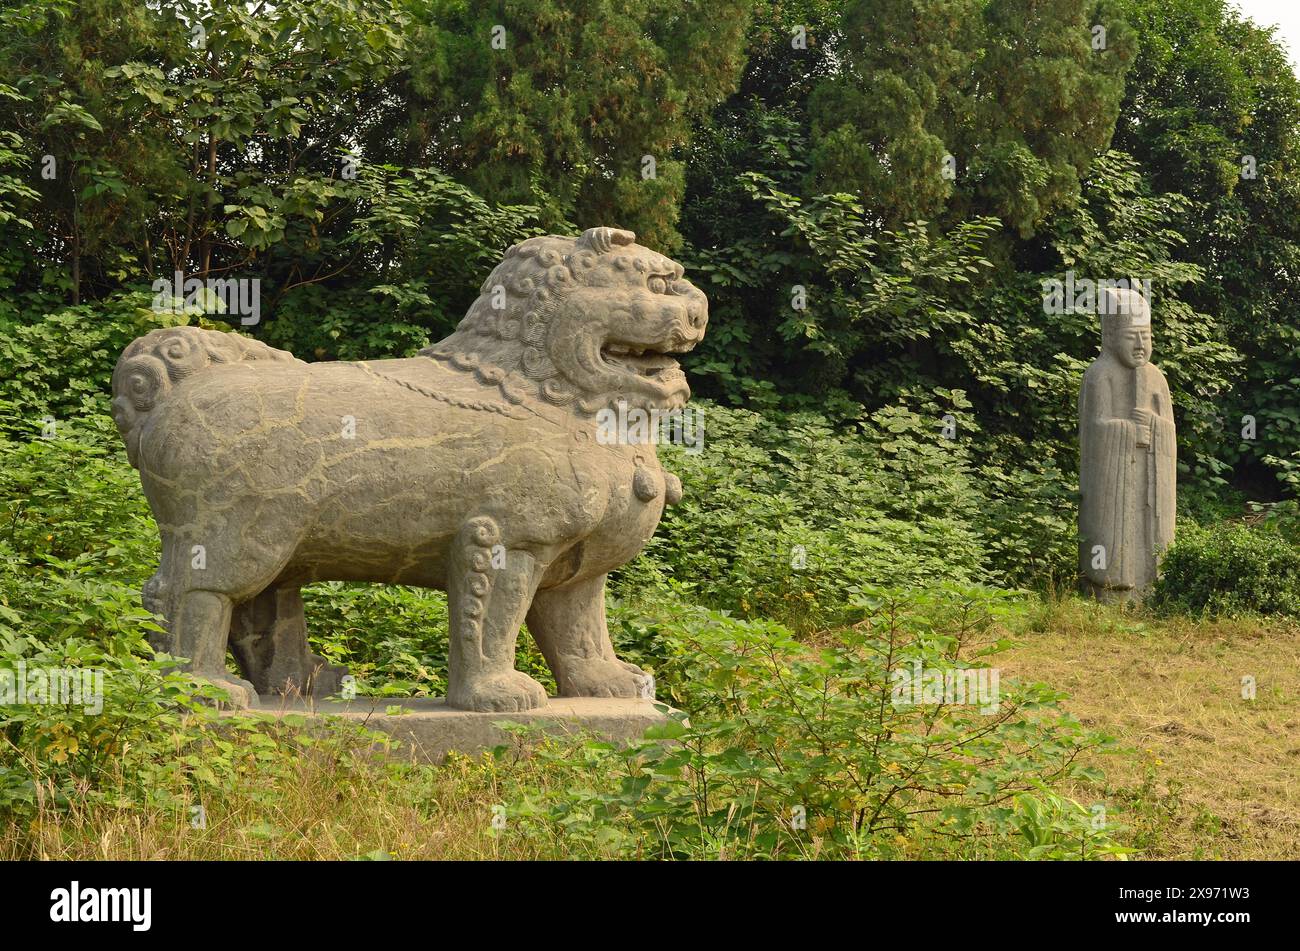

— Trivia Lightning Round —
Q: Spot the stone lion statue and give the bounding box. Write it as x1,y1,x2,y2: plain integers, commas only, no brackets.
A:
111,227,708,710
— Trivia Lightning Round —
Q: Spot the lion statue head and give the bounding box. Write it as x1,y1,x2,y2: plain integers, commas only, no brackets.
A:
421,227,708,414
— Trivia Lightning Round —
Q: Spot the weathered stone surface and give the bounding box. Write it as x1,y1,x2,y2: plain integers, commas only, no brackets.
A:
223,696,676,763
1078,286,1176,603
111,227,708,710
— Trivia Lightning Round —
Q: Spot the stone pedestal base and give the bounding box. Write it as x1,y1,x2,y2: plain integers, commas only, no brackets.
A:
1080,579,1143,605
222,696,676,763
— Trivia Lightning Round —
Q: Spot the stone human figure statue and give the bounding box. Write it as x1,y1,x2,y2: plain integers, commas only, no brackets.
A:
1078,286,1176,603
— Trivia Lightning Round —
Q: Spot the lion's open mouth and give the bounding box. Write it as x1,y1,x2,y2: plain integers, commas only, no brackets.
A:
599,343,684,379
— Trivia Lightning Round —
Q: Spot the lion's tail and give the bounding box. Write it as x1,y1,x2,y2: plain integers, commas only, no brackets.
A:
111,326,297,468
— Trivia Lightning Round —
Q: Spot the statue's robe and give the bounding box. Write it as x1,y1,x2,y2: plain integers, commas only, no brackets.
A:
1078,354,1176,602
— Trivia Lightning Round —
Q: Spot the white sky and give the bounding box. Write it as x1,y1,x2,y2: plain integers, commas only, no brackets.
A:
1233,0,1300,74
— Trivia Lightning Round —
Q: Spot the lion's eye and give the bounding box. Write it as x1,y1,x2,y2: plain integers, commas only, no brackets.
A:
648,276,668,294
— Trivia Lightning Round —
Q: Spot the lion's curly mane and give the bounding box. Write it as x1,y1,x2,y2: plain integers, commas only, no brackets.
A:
420,227,642,414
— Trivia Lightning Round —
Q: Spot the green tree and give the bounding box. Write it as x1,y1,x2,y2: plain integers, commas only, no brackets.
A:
402,0,754,251
809,0,978,227
1113,0,1300,494
0,0,169,302
809,0,1135,237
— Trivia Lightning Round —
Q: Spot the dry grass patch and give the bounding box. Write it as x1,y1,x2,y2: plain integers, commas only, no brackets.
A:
999,598,1300,859
0,723,585,861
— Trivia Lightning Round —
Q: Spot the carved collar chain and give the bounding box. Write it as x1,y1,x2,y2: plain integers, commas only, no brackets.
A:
348,358,527,418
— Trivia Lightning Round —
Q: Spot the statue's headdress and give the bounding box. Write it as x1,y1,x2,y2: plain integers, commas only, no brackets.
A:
1099,286,1151,340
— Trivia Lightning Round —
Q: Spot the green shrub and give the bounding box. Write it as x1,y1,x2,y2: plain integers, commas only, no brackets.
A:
1153,522,1300,617
0,292,185,429
0,412,160,666
0,630,203,821
259,284,433,363
0,625,402,840
631,396,986,632
301,582,556,697
623,393,1073,635
503,586,1128,860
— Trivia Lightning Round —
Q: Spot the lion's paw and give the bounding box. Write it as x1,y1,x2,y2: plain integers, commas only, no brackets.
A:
199,673,261,711
558,657,654,700
305,655,350,698
449,670,548,712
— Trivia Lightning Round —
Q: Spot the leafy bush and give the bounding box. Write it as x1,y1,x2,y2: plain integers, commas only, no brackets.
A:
0,630,202,820
503,586,1127,860
301,582,556,698
1153,522,1300,617
0,411,159,668
0,292,248,435
624,394,1073,636
0,628,405,844
259,167,557,362
0,293,153,427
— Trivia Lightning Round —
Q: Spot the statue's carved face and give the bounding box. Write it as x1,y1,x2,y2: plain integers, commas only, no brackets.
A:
1099,287,1153,370
1109,325,1152,369
546,244,708,411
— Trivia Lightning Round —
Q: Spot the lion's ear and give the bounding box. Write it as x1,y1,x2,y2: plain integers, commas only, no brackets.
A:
576,227,636,254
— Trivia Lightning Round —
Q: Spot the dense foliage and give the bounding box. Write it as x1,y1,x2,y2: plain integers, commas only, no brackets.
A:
1153,519,1300,617
1,0,1296,497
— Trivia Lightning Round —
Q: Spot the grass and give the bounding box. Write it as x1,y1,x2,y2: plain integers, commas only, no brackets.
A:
3,594,1295,860
2,721,587,860
1001,597,1300,860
